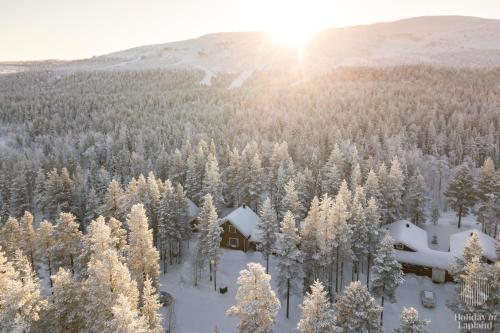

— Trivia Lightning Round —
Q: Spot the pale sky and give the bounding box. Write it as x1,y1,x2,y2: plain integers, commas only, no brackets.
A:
1,0,500,61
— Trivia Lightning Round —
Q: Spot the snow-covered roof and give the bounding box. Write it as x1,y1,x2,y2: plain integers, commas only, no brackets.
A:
450,230,498,262
187,199,200,221
384,220,499,270
220,205,261,242
384,220,428,251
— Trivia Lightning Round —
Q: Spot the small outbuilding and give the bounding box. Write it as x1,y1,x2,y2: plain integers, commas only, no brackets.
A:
219,204,261,252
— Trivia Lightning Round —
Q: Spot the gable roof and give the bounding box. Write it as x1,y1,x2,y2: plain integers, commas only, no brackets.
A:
384,220,499,270
220,205,261,242
384,220,428,251
450,230,498,262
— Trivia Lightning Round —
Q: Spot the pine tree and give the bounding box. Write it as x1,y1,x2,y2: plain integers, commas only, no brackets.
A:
297,280,339,333
334,281,382,333
477,158,499,234
227,262,280,333
0,216,22,259
194,194,216,285
19,211,37,270
393,307,429,333
158,180,180,268
276,211,304,319
127,203,160,291
225,147,241,206
247,152,264,209
257,197,278,273
141,275,163,333
108,217,128,260
109,294,149,333
9,250,48,332
104,179,125,219
406,169,427,226
84,245,140,332
280,179,303,220
51,212,83,274
46,268,85,332
350,163,362,191
444,164,476,228
371,234,403,324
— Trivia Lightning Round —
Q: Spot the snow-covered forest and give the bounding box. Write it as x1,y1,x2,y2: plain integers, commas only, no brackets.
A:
0,65,499,332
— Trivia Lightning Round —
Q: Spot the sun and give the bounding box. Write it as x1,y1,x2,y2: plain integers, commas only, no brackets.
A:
263,0,330,48
268,26,316,48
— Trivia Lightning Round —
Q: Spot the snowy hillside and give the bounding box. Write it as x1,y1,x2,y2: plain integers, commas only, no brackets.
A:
54,16,500,81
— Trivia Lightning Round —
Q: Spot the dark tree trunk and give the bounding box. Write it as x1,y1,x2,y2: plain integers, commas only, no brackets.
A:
380,295,385,326
458,206,463,229
286,278,290,319
266,253,269,274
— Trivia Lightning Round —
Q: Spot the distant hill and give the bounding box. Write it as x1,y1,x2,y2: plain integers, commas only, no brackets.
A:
4,16,500,84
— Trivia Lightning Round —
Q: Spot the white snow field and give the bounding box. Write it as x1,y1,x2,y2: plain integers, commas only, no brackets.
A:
158,228,466,333
34,16,500,88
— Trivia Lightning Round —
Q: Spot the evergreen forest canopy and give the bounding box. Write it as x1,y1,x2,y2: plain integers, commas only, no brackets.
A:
0,65,499,225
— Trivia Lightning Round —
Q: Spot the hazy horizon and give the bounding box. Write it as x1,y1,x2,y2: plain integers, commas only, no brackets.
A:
2,0,500,62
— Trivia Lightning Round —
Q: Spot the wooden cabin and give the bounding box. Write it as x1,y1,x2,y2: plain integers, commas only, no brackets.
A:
219,204,261,252
385,220,498,283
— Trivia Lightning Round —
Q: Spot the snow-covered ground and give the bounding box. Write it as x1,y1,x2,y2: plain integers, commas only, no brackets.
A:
159,237,461,333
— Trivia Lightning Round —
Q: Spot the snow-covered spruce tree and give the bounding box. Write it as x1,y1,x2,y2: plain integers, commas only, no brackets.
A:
273,164,289,220
226,262,280,333
127,203,160,291
281,179,304,221
109,294,149,333
331,191,351,295
371,234,404,325
194,193,217,285
9,250,48,332
257,197,277,273
350,197,368,281
350,163,362,191
225,147,241,206
301,196,323,288
158,180,180,268
247,152,264,209
84,187,100,227
36,220,54,287
321,145,345,196
297,280,339,333
447,256,491,328
141,275,163,333
365,169,381,204
276,211,304,318
477,158,499,235
43,268,85,333
202,153,224,209
450,231,484,277
78,216,115,275
405,169,427,226
393,307,429,333
51,212,83,274
205,197,221,283
365,197,381,287
334,281,382,333
444,163,476,229
0,216,22,259
337,180,352,211
9,168,30,218
386,157,405,223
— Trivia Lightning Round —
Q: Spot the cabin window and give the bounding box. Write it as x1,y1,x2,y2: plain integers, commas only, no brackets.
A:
395,243,405,250
229,238,239,248
229,225,236,233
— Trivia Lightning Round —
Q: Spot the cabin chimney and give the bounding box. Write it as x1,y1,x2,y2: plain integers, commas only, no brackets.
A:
242,204,246,208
